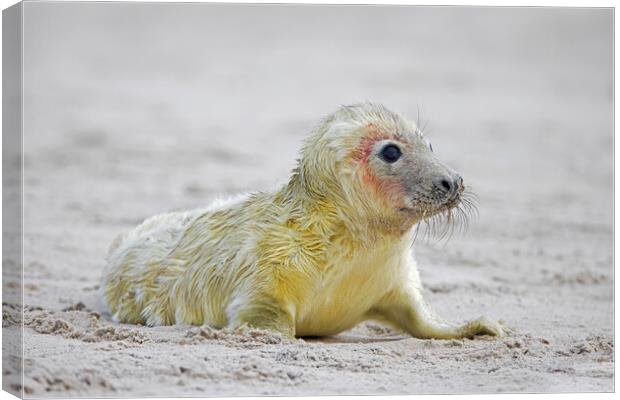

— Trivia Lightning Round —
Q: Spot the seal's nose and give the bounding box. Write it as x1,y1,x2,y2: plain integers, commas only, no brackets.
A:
433,175,463,198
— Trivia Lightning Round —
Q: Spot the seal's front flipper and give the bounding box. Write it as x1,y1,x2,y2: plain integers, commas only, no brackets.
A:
457,316,505,338
368,285,504,340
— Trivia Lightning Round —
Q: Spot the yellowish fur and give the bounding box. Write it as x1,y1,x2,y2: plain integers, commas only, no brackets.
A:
100,103,503,339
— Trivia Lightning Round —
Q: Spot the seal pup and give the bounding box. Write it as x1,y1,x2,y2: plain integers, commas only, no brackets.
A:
100,103,503,339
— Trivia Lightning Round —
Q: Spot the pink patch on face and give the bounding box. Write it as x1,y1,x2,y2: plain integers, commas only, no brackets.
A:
349,126,391,163
351,127,408,208
367,170,408,209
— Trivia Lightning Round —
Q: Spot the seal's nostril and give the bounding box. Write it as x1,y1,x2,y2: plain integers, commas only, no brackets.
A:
433,176,457,196
433,178,452,194
440,179,452,192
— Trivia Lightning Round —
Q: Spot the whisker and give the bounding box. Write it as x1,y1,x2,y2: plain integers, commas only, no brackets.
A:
414,188,478,245
411,220,421,246
416,105,422,133
422,118,431,135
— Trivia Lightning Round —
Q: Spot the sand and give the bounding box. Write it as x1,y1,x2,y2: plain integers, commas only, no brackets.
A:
3,3,613,397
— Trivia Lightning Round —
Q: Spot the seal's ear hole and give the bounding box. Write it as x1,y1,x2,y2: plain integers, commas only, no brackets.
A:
379,144,402,163
429,142,433,152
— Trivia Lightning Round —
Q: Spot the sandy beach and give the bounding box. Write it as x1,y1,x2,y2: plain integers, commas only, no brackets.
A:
3,3,613,396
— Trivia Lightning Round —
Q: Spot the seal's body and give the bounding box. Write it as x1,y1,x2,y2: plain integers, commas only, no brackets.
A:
101,103,503,339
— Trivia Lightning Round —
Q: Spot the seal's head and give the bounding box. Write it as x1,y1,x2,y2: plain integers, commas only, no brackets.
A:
295,103,474,236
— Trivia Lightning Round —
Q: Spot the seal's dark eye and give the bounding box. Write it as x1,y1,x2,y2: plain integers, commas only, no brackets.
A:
379,144,402,163
429,142,433,152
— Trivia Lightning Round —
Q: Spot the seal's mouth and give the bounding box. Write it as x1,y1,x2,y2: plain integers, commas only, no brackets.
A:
398,191,462,216
401,189,479,241
438,191,464,212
